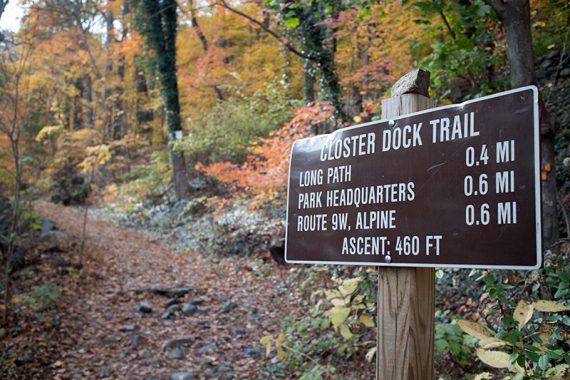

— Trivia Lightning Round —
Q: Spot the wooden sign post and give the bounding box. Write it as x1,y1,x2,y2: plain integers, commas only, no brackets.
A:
377,70,436,380
284,69,541,379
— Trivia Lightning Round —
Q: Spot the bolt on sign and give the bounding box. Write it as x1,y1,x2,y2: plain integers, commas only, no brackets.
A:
285,86,541,269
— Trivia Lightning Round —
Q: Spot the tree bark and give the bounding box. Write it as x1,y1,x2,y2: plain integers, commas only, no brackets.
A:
103,9,115,141
219,0,346,121
113,0,129,140
134,58,154,132
141,0,190,200
486,0,559,247
82,73,94,129
303,59,316,104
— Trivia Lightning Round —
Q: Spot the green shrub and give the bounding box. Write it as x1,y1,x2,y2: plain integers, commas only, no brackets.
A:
179,85,292,165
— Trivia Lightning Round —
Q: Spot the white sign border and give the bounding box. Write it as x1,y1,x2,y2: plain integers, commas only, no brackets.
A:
284,85,542,270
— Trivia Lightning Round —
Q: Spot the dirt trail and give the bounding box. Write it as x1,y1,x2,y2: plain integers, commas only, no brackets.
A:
37,203,293,380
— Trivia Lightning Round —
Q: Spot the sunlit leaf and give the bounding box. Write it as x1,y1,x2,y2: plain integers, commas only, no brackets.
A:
331,298,346,307
478,336,508,349
339,278,361,296
457,319,492,340
513,300,534,329
533,300,570,312
325,290,342,300
329,306,350,328
284,17,300,28
476,348,510,369
260,335,273,356
339,324,353,340
359,314,375,328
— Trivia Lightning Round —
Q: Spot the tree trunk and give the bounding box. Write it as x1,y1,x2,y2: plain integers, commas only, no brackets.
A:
103,10,114,141
82,73,94,129
314,0,347,123
113,1,129,141
303,59,316,104
141,0,190,200
486,0,559,248
135,58,154,132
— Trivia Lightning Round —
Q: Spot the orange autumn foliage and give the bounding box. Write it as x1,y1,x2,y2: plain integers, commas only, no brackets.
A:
196,102,338,196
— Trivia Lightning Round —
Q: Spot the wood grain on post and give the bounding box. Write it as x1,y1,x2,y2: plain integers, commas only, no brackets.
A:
376,70,436,380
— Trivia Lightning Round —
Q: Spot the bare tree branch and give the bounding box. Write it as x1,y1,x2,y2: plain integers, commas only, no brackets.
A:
217,0,313,61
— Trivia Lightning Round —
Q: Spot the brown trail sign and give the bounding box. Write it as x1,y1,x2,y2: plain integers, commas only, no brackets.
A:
285,85,541,270
284,70,542,380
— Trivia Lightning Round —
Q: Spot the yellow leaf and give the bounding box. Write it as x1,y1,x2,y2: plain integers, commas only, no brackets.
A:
260,335,273,357
533,300,570,312
328,306,351,328
325,290,342,300
352,299,366,309
339,278,361,296
365,347,377,363
476,348,511,369
359,314,375,328
54,360,64,367
11,296,22,305
457,320,492,340
478,336,508,349
513,300,534,329
339,324,353,340
331,298,346,307
276,333,286,362
353,116,362,123
353,295,365,304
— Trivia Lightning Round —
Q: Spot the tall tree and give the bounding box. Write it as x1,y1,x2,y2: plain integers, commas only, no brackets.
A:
138,0,190,200
485,0,559,248
219,0,348,122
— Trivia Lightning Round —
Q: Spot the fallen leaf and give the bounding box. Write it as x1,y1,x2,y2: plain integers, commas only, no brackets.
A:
513,300,534,329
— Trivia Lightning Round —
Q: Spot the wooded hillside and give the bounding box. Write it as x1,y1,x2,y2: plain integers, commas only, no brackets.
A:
0,0,569,379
